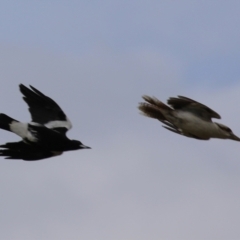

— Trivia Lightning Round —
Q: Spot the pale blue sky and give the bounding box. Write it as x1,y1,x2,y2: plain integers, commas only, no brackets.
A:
1,1,240,240
1,1,240,88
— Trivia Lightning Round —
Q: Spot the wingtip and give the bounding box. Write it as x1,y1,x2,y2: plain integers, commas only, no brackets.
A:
29,85,37,91
19,83,30,94
19,83,24,90
19,83,27,89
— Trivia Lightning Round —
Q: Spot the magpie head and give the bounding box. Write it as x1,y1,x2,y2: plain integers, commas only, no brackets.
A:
71,140,91,150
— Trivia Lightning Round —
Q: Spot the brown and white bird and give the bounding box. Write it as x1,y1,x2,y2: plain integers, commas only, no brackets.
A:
138,95,240,141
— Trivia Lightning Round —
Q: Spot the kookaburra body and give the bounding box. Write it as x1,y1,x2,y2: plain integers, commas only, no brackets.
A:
138,95,240,141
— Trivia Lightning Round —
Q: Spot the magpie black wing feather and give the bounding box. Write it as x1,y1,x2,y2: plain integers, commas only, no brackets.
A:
19,84,72,135
0,141,60,160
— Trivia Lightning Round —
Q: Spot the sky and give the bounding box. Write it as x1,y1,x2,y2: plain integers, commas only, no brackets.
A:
0,1,240,240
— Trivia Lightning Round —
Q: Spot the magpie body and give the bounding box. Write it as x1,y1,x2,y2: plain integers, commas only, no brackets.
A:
0,141,62,160
0,84,90,161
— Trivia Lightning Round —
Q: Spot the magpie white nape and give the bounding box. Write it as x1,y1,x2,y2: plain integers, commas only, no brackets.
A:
138,95,240,141
0,84,91,161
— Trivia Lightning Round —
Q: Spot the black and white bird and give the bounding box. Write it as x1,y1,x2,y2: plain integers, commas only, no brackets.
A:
0,84,90,160
138,95,240,141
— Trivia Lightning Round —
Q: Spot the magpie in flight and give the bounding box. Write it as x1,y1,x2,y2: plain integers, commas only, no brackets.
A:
0,84,90,160
138,95,240,141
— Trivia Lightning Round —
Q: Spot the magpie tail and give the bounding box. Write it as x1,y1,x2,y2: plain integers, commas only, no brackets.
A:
0,114,19,132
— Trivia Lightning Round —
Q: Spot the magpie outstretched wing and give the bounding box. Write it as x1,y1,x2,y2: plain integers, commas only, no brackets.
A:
19,84,72,135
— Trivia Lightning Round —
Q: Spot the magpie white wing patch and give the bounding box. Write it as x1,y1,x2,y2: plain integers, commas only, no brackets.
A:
10,122,38,142
44,118,72,131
